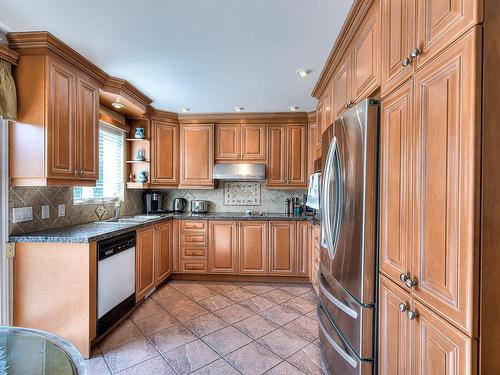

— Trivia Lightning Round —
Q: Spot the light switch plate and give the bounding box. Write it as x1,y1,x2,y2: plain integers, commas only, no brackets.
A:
12,207,33,223
41,205,50,219
58,204,65,217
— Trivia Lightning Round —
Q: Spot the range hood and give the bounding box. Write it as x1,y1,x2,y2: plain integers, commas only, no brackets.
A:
213,163,266,181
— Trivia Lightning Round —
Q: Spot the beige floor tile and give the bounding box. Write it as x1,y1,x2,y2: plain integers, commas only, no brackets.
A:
282,297,316,315
184,313,229,337
84,354,111,375
191,358,240,375
214,303,255,324
133,310,178,335
261,289,294,304
279,284,312,296
287,343,327,375
181,285,219,301
265,361,306,375
284,316,319,342
223,287,256,303
225,342,282,375
242,283,278,295
202,326,252,355
130,299,165,322
198,294,235,311
116,356,177,375
151,285,182,300
168,301,210,322
257,327,309,359
98,319,144,352
300,291,318,304
147,323,197,353
259,305,302,326
233,314,279,340
102,338,159,373
155,293,193,311
239,295,277,313
205,282,240,294
163,339,220,374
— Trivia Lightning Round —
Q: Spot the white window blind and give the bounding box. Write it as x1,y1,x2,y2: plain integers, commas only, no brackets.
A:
74,122,124,204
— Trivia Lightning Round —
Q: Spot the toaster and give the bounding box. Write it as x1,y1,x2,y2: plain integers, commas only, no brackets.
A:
190,200,208,213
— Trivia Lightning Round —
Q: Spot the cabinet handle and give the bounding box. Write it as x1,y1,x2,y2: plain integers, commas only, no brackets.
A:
74,169,78,178
399,273,409,283
406,309,418,320
402,57,412,67
410,48,421,59
79,170,84,176
344,101,353,110
405,277,418,288
398,303,409,313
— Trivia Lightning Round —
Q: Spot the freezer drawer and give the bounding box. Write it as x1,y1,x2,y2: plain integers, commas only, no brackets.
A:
318,265,374,359
318,303,373,375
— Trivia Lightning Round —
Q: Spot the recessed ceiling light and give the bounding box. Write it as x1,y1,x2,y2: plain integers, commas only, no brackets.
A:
111,102,124,110
288,106,299,111
234,107,244,112
181,108,191,113
296,68,312,77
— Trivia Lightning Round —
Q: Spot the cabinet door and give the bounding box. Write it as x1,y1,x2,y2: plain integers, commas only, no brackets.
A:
151,121,178,185
378,275,411,375
266,125,286,186
332,55,352,118
381,0,415,95
136,227,155,300
308,121,318,177
415,0,480,68
47,60,76,179
269,222,296,276
241,124,266,160
412,300,473,375
287,124,307,187
215,124,240,160
296,221,309,276
179,124,214,187
155,222,172,284
379,80,413,286
323,87,333,135
351,2,381,102
208,221,238,274
412,29,480,335
76,77,99,180
239,221,268,275
316,100,324,143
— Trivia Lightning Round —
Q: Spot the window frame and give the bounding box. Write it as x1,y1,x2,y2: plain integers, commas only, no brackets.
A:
73,121,126,205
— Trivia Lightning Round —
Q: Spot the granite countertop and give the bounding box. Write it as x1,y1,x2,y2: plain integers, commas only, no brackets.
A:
10,212,312,244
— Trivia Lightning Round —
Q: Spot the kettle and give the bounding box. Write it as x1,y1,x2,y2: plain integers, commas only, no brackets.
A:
172,198,187,212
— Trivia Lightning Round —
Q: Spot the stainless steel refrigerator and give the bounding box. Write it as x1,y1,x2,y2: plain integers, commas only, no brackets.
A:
318,99,379,375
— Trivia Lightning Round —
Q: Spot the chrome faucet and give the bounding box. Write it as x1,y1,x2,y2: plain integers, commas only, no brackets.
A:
114,201,122,219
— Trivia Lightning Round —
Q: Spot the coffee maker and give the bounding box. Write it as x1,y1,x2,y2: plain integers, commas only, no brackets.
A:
143,191,164,214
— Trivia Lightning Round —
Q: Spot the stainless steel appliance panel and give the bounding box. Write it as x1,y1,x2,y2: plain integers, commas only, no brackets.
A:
320,99,379,306
318,303,373,375
191,200,208,213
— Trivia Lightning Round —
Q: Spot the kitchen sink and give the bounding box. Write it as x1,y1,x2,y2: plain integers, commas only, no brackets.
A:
96,215,163,224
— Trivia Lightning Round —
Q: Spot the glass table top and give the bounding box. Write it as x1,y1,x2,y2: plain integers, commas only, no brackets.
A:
0,326,86,375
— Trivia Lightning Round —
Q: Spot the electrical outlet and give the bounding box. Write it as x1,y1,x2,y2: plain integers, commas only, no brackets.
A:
12,207,33,223
41,205,50,219
5,243,15,258
58,204,65,217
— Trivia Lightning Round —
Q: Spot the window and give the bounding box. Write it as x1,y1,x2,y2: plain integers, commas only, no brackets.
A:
74,122,125,204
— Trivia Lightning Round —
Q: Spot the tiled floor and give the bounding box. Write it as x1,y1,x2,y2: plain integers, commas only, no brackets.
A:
87,280,327,375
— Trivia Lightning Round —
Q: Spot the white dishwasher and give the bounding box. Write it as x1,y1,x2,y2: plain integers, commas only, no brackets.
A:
97,232,136,336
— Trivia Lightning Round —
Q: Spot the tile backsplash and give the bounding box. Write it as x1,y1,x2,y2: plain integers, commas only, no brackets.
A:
8,182,306,235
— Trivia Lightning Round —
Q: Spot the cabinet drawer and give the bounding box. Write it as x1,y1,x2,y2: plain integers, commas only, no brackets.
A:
183,221,207,231
182,234,206,246
180,260,207,273
182,248,206,258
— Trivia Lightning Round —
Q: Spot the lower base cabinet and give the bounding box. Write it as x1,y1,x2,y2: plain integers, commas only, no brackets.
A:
136,222,173,301
269,221,296,276
379,275,474,375
239,221,268,275
208,221,238,274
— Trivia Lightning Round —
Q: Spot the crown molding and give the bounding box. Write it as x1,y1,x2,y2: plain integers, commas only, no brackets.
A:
8,31,109,84
311,0,374,98
146,106,179,123
179,112,308,125
307,110,317,124
102,76,153,112
0,44,19,65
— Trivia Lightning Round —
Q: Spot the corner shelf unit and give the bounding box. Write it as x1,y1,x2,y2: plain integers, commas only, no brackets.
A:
126,119,151,189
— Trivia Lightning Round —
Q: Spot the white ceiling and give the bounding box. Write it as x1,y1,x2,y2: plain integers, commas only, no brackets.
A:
0,0,353,113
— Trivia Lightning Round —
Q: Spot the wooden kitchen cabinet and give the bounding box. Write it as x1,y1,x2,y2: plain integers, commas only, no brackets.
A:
136,227,155,301
11,56,99,186
308,118,318,177
208,221,238,274
179,124,214,188
238,221,268,275
412,29,480,334
351,2,380,102
215,123,266,161
379,80,413,285
296,221,309,276
332,54,353,118
266,124,307,188
269,221,296,276
151,121,178,186
155,222,173,284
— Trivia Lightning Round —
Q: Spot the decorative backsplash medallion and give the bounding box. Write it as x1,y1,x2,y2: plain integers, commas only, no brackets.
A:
224,182,260,206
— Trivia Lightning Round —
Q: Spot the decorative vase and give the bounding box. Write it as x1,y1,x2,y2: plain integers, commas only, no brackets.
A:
134,128,145,139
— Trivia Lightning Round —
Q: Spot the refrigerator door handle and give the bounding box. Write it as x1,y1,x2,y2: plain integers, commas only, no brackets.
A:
318,307,358,369
318,269,358,319
321,137,337,252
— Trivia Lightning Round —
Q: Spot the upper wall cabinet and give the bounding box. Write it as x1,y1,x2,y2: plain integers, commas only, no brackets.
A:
381,0,481,95
151,120,179,186
215,123,266,161
332,54,353,118
179,123,214,188
266,124,307,188
11,56,99,186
